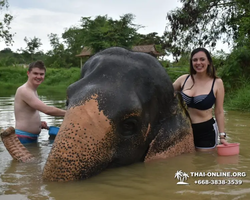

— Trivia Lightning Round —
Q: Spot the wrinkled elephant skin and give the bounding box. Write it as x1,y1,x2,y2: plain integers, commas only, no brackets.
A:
42,47,195,181
1,47,195,182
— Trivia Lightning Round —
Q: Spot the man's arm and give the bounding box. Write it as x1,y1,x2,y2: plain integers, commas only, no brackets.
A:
20,87,66,117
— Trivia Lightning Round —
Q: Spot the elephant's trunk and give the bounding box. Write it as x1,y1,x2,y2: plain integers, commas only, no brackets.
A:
0,127,34,162
42,97,116,181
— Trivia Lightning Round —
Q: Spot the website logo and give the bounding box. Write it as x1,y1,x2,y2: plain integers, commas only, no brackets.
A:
174,170,189,185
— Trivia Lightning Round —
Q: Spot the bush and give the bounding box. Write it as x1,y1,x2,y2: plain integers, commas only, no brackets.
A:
218,46,250,91
225,79,250,111
166,66,189,82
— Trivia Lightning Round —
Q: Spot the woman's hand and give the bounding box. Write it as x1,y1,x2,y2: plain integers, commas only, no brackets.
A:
220,138,229,145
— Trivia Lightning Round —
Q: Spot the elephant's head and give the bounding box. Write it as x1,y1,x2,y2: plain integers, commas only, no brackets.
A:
42,47,194,181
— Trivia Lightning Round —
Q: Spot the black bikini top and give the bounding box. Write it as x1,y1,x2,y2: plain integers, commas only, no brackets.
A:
180,75,216,110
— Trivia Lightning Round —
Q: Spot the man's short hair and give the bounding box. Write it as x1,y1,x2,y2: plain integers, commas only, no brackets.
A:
28,61,46,72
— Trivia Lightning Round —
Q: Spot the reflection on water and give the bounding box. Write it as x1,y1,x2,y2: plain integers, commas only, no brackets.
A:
1,96,250,200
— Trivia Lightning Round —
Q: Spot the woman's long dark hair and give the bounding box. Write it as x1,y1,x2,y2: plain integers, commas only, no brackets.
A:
188,47,217,89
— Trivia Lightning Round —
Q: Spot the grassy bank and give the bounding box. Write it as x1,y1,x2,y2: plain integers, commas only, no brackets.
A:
0,67,81,96
1,66,250,111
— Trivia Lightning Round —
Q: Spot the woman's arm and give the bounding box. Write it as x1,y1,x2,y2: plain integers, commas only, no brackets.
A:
214,78,228,144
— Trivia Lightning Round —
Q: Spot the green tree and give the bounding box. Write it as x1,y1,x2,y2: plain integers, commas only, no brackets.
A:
0,47,12,53
76,13,142,53
17,36,43,62
57,13,144,67
135,32,166,55
46,33,70,68
0,0,14,45
0,47,13,66
136,32,163,45
23,36,42,55
47,13,169,68
219,46,250,90
61,26,85,67
62,27,83,56
164,0,250,59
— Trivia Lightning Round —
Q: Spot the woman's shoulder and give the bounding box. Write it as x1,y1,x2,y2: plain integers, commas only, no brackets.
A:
215,77,223,84
176,74,190,81
173,74,190,91
214,77,224,90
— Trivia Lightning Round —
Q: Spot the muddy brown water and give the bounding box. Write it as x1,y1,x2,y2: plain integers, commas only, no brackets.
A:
0,96,250,200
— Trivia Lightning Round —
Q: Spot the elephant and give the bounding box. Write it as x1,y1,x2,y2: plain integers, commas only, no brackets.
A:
0,47,195,182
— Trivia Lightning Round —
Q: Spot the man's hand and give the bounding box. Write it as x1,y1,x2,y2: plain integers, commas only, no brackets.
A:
41,121,49,129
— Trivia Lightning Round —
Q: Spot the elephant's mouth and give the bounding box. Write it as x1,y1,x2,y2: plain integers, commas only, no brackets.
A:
43,131,117,181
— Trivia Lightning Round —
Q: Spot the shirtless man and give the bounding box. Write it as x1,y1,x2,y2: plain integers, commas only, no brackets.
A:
14,60,66,143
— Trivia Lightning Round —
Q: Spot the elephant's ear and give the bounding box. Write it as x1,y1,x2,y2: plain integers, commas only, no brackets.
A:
144,92,195,162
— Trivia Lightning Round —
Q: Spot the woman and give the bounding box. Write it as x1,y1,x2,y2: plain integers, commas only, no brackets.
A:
173,47,228,151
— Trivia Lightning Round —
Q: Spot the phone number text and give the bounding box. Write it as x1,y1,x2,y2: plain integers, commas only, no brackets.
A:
194,179,243,185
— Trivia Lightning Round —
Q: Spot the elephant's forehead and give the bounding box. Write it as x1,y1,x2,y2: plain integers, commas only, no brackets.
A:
59,95,112,141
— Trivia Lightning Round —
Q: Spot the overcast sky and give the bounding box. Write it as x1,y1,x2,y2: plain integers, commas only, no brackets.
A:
0,0,182,53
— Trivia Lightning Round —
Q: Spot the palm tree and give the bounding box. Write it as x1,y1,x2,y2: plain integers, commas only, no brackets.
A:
174,170,183,181
182,172,189,182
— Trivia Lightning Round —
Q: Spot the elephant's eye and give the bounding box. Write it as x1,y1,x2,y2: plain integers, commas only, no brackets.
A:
121,118,139,136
